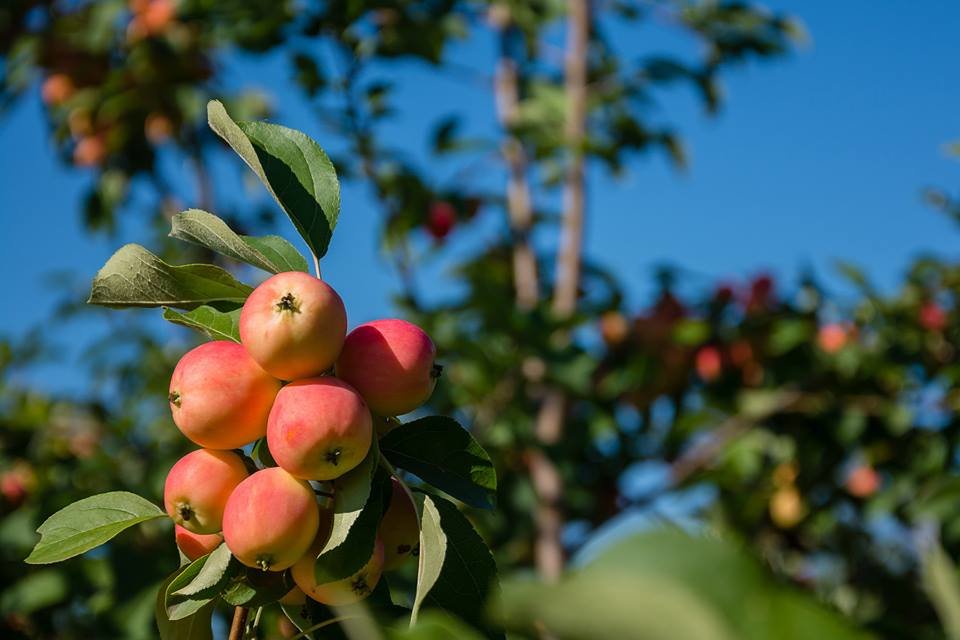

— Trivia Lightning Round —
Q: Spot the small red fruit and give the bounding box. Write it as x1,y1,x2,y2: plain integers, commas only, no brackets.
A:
175,525,223,561
0,462,35,507
746,274,774,312
379,478,420,570
168,341,280,450
142,0,176,34
267,377,373,481
817,323,848,354
145,113,174,144
920,302,948,332
279,587,306,606
164,449,249,534
41,73,75,106
426,201,456,240
695,346,722,382
73,135,107,167
846,465,881,498
222,467,320,572
239,271,347,381
292,536,385,605
335,319,439,416
599,311,629,346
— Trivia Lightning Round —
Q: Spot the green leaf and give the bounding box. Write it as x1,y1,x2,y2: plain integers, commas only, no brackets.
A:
207,100,340,260
314,441,384,584
673,319,711,346
165,554,216,621
222,567,294,607
169,209,308,274
252,437,277,468
243,235,310,273
411,494,445,625
155,568,214,640
0,569,69,615
162,306,242,343
496,573,733,640
392,611,486,640
923,541,960,640
88,244,252,309
171,543,236,599
280,603,318,640
380,417,497,509
768,318,812,355
415,494,502,639
496,530,868,640
25,491,166,564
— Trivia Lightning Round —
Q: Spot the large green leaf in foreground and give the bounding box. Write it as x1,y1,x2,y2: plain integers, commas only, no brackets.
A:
88,244,252,309
208,100,340,260
169,209,308,274
25,492,167,564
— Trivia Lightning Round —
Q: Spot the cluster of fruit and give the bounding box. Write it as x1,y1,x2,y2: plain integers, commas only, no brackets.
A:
162,271,437,605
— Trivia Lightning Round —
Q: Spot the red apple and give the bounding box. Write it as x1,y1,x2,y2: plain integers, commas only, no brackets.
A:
239,271,347,381
335,319,439,416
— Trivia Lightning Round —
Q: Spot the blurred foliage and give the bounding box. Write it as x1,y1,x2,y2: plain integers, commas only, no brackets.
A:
3,1,960,639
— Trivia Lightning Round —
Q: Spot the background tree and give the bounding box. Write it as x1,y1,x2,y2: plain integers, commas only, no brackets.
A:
2,1,959,639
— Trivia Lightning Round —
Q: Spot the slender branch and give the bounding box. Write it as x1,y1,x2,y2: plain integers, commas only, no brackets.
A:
494,22,539,309
553,0,590,317
669,391,802,485
228,607,248,640
528,0,591,584
288,616,359,640
251,606,263,637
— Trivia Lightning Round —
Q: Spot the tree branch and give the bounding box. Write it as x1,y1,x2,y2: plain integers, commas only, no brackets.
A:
228,606,248,640
553,0,590,318
494,23,539,309
529,0,592,583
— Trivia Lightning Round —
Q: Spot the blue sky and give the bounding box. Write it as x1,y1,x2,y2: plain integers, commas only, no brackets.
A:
1,0,958,394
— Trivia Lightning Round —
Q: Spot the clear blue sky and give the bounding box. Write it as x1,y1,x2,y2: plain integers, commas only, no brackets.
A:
1,0,958,394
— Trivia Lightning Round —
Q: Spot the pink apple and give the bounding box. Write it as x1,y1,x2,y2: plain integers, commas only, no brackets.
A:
267,377,372,481
335,319,439,416
222,467,320,571
164,449,249,534
168,341,280,449
239,271,347,381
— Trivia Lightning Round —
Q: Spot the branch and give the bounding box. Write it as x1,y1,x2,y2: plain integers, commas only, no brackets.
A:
529,0,592,584
669,391,803,485
494,23,539,309
553,0,590,316
228,607,248,640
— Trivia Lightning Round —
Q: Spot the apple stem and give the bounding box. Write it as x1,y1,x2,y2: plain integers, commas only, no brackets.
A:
312,252,322,279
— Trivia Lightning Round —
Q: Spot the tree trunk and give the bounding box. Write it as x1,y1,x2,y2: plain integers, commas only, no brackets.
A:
494,22,539,309
529,0,591,583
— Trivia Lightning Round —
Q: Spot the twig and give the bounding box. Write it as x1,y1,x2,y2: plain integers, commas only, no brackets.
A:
289,615,359,640
228,607,248,640
669,391,802,485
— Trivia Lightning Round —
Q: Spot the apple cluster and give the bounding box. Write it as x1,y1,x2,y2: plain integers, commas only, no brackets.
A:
162,271,434,605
